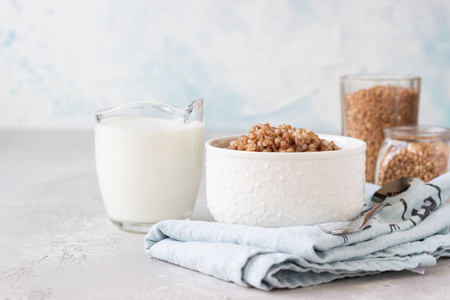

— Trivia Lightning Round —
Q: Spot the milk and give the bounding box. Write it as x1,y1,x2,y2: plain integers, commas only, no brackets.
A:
95,117,204,224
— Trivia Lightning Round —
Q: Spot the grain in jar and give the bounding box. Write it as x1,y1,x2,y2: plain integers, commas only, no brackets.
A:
375,126,450,185
341,74,420,183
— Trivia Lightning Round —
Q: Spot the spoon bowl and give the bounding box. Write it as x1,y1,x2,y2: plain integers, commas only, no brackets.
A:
371,177,425,206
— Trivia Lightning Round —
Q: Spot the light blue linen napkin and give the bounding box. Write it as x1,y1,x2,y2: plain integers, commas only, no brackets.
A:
144,173,450,290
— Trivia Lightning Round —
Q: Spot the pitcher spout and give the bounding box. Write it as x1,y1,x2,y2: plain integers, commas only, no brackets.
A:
184,99,203,124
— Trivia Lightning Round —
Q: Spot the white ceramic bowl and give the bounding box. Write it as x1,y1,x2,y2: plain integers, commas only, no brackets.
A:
205,134,367,228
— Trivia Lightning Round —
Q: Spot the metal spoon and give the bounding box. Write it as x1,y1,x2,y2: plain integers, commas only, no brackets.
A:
329,177,424,235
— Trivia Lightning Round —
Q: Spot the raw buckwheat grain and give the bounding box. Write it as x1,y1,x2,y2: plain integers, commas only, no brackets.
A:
343,85,419,182
376,139,450,185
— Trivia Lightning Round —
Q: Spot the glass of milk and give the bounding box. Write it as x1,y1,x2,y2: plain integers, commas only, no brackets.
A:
95,99,204,233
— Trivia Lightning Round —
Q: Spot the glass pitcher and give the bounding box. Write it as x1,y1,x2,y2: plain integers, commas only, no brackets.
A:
95,99,204,233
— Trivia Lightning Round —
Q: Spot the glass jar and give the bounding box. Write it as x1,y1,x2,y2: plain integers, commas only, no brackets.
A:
341,74,420,183
375,126,450,186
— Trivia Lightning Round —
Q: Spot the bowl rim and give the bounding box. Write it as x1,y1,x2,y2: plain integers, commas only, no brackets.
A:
205,134,367,160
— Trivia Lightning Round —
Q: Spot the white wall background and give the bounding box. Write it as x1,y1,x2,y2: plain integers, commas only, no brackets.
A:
0,0,449,132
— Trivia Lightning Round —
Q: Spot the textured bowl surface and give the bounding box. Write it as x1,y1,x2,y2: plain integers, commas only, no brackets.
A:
205,134,367,228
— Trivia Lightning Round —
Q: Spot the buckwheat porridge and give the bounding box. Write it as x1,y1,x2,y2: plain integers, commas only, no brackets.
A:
227,123,340,152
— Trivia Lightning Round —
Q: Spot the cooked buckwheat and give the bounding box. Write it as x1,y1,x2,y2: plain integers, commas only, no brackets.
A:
227,123,340,152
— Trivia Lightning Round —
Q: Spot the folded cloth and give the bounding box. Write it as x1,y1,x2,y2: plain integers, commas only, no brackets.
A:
144,173,450,290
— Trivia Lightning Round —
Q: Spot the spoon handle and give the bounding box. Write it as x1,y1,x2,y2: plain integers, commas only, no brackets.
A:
360,202,388,227
329,202,389,235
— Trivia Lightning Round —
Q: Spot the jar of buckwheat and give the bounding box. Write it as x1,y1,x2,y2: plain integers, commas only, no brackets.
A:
375,126,450,186
341,74,420,183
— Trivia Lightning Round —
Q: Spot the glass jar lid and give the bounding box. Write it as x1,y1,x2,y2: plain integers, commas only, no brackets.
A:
384,125,450,142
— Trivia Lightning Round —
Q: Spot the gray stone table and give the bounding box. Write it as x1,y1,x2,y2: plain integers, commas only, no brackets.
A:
1,130,449,299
